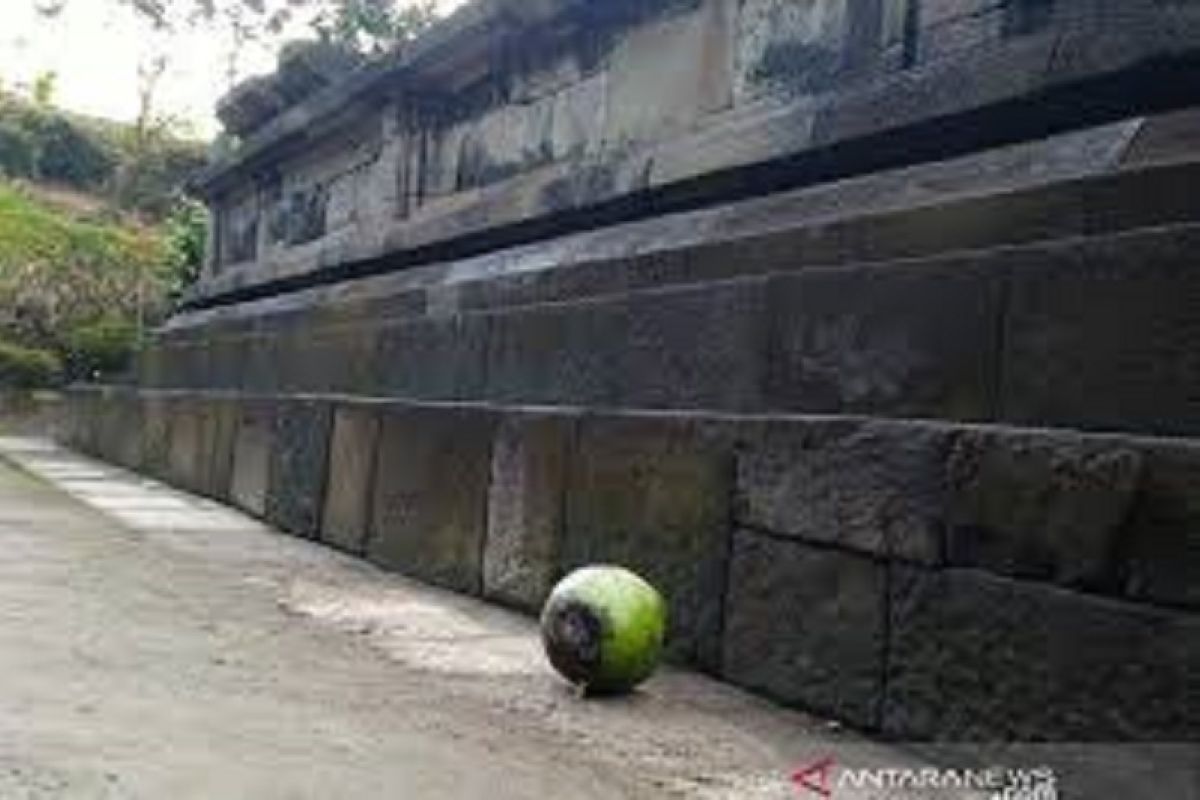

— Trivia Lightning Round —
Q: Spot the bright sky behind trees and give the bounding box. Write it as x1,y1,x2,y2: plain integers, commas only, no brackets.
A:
0,0,462,139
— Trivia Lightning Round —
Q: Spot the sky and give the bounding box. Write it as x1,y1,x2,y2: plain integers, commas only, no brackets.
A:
0,0,463,140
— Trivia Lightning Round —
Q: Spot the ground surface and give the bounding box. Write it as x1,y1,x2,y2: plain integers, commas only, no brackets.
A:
0,437,955,799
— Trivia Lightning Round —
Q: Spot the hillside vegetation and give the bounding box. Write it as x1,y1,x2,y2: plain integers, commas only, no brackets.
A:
0,94,206,387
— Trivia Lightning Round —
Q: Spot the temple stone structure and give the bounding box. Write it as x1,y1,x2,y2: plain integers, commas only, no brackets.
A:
67,0,1200,742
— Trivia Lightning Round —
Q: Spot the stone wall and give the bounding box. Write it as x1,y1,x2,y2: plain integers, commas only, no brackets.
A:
149,112,1200,437
191,0,1200,304
64,386,1200,742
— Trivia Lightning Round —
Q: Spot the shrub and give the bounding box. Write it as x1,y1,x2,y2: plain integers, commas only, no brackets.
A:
0,122,36,178
61,317,140,380
31,114,116,189
0,339,61,388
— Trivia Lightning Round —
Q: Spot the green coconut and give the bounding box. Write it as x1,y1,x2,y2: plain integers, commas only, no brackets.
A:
540,565,667,695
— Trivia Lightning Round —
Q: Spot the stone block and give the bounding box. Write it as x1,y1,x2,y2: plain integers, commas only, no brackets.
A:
374,315,489,401
722,530,886,728
167,399,206,493
1117,440,1200,610
765,260,1004,420
241,334,280,393
1001,225,1200,436
368,406,497,594
946,427,1142,589
605,0,732,145
549,71,607,161
885,566,1200,741
734,0,849,101
266,399,332,538
562,415,733,669
141,395,173,477
483,412,575,612
622,279,769,410
230,401,274,517
485,300,628,406
202,397,239,501
735,418,949,563
321,406,380,555
100,392,142,470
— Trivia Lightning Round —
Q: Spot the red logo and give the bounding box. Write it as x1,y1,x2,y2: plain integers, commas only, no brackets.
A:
792,756,836,798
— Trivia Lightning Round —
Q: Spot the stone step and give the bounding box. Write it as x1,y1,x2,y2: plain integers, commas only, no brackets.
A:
170,121,1200,335
140,219,1200,438
63,387,1200,742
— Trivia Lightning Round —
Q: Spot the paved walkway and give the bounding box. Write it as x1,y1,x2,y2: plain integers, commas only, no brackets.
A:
0,437,918,799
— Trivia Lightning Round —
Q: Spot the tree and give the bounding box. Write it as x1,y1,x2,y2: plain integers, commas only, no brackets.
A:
32,71,57,107
314,0,437,55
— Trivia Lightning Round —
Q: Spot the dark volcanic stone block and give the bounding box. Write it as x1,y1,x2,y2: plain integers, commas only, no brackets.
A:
765,260,1004,420
723,530,886,729
483,412,576,612
101,392,142,469
266,399,332,538
230,400,274,517
241,334,280,393
374,315,488,400
368,405,497,594
1001,227,1200,436
946,427,1142,589
562,415,733,669
1117,440,1200,610
735,418,949,564
321,406,380,555
141,395,173,477
622,280,769,410
485,300,628,406
167,399,205,492
202,397,239,501
885,566,1200,741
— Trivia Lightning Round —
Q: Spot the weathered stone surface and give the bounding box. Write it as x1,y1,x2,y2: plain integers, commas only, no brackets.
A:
368,406,497,594
605,0,732,145
1001,226,1200,436
734,0,849,101
724,529,886,728
230,401,274,517
485,300,628,406
483,413,575,612
321,406,379,555
99,393,142,470
202,398,239,501
945,427,1143,589
886,566,1200,741
141,395,173,476
765,260,1004,420
167,400,205,493
562,415,732,669
735,418,949,563
374,316,489,401
266,399,332,538
1117,440,1200,610
623,279,768,410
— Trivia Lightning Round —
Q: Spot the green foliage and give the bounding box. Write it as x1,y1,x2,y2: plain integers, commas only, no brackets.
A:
0,183,176,380
314,0,438,54
162,197,208,300
0,90,204,218
28,113,117,188
0,123,37,178
32,71,57,107
0,339,62,388
62,316,139,378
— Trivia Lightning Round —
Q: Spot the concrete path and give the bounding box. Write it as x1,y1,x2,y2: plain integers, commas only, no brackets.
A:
0,438,944,799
